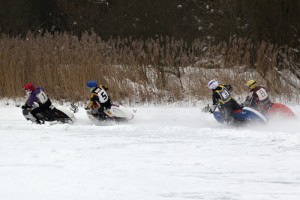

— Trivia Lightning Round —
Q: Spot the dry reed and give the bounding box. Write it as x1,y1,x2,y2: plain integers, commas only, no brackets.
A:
0,31,299,104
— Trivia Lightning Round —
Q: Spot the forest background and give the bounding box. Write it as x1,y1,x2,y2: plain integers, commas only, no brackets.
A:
0,0,300,104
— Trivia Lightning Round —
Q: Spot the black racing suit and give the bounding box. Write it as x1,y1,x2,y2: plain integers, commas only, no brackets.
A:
87,86,112,119
211,84,242,123
22,87,52,124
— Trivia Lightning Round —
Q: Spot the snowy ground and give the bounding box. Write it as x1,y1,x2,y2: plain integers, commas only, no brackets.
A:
0,103,300,200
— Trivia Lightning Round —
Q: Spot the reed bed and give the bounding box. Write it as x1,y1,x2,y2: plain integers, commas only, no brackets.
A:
0,31,299,104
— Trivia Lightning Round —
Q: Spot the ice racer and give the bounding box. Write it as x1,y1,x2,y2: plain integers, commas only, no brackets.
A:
22,83,53,124
85,80,112,120
243,80,272,114
208,79,243,124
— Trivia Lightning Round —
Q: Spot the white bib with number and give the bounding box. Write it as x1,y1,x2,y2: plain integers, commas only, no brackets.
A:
256,88,268,101
95,88,108,103
36,90,49,104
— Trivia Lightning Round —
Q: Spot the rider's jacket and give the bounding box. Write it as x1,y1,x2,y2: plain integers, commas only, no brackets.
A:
212,84,232,105
87,85,110,109
25,87,51,108
247,85,272,112
211,84,242,113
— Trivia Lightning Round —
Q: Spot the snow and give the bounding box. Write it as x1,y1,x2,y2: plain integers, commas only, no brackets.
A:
0,104,300,200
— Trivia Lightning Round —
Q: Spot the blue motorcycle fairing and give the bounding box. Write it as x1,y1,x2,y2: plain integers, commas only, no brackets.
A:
213,111,225,123
213,107,267,124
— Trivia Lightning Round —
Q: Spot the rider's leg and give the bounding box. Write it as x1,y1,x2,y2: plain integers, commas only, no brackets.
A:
30,108,42,124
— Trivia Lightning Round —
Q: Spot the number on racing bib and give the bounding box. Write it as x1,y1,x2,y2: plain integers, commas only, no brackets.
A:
220,89,231,101
98,90,108,103
257,88,268,100
36,91,48,104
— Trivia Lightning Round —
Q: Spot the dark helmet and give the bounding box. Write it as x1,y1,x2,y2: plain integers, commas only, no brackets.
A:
86,80,98,88
24,83,36,92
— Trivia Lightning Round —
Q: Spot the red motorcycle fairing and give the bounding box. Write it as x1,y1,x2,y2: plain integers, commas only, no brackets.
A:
268,103,295,118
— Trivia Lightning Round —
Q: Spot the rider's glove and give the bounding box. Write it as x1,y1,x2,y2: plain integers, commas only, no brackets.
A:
21,104,29,109
201,104,210,112
84,106,90,110
209,105,217,113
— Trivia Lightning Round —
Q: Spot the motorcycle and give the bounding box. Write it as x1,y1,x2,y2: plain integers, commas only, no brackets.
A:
207,101,295,126
22,103,78,124
267,103,296,118
204,105,268,125
242,95,296,118
86,103,134,123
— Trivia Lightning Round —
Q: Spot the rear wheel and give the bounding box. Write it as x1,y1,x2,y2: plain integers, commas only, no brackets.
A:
52,108,72,123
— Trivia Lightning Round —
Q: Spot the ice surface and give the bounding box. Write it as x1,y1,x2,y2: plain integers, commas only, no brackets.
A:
0,105,300,200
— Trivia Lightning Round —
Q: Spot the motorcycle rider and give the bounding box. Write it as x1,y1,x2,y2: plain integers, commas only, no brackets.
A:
244,80,272,113
208,79,242,124
85,80,112,120
22,83,53,124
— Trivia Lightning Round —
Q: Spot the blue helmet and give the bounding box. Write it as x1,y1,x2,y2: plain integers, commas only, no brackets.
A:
86,80,98,88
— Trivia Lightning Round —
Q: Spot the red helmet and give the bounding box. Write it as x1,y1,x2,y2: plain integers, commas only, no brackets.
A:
24,83,36,92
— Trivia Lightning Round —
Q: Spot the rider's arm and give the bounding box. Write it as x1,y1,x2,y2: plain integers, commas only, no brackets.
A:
223,84,232,91
212,92,220,106
209,92,220,113
25,94,38,107
86,93,100,109
246,92,256,106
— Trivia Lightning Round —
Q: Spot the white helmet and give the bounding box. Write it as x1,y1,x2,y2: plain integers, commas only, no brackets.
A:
208,80,219,90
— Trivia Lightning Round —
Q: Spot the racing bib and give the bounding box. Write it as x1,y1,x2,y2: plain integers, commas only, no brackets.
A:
256,88,268,101
36,90,48,104
96,89,108,103
217,88,231,104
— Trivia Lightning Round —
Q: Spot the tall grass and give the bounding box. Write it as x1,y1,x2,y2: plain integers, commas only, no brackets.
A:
0,31,299,104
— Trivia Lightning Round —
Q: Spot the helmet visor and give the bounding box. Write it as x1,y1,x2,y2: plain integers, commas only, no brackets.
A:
89,87,95,92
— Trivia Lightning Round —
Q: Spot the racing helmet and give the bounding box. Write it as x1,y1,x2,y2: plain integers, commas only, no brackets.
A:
86,80,98,92
246,80,257,89
24,83,36,93
208,80,219,90
86,80,98,88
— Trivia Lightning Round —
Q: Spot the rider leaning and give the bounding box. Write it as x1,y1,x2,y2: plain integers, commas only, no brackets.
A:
244,80,272,113
208,79,242,124
85,80,112,120
22,83,52,124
